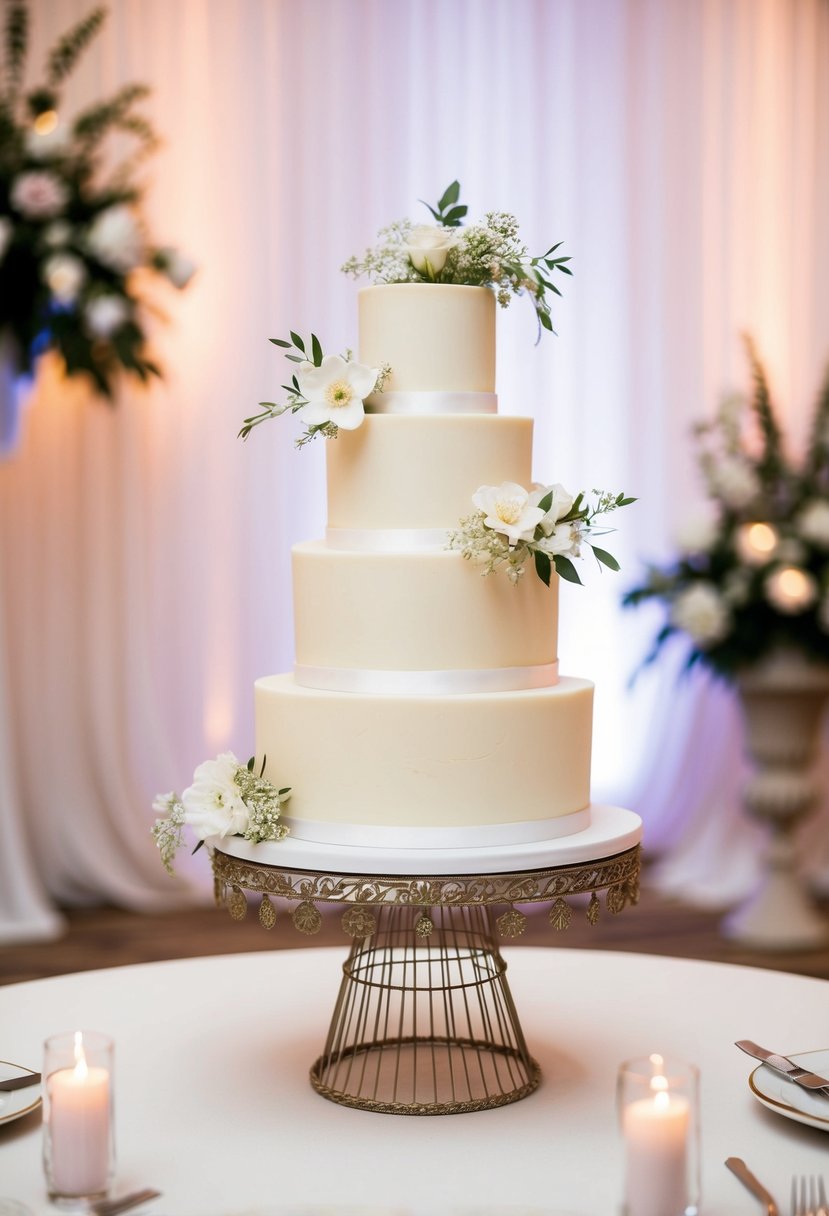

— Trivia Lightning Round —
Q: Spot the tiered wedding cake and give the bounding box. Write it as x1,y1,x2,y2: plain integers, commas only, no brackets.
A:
254,283,594,851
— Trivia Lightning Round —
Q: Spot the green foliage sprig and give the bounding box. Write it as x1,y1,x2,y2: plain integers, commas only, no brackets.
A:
420,179,468,228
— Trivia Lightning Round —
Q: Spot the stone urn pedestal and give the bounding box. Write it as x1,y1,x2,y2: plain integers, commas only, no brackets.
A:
723,650,829,950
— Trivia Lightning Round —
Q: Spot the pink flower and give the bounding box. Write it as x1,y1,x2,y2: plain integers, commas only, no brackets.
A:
10,171,68,220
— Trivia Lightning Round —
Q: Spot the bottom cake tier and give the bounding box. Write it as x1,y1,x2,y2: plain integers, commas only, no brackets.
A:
254,673,594,848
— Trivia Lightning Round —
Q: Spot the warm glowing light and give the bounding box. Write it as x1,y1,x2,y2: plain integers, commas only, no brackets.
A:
735,521,778,565
72,1030,88,1079
33,109,59,135
779,567,810,601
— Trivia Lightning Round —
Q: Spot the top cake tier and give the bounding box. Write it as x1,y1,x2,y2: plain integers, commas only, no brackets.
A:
359,283,495,403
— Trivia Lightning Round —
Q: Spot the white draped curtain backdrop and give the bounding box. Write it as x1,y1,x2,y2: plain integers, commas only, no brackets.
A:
2,0,828,941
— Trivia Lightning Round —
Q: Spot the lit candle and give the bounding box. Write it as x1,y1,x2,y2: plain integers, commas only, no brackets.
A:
735,521,778,565
46,1031,112,1198
621,1055,691,1216
765,565,818,613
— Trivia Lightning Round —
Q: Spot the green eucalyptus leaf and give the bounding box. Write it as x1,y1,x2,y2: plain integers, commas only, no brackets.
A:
286,354,303,363
246,756,255,771
534,550,552,587
289,331,305,352
443,204,468,225
438,180,461,210
537,490,554,513
192,839,205,856
270,338,292,347
311,333,323,366
420,201,442,223
554,555,582,585
591,545,621,571
539,311,554,331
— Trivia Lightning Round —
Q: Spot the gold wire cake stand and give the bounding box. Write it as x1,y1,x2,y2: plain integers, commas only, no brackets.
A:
211,834,641,1116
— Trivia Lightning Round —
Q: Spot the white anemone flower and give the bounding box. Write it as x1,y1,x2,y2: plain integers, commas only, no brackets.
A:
181,751,249,840
297,355,377,431
473,482,545,546
535,483,574,534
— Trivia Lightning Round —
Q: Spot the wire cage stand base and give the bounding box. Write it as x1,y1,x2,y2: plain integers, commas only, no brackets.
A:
309,903,540,1114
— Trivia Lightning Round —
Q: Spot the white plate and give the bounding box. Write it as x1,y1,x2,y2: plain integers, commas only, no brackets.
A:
0,1061,41,1126
749,1048,829,1132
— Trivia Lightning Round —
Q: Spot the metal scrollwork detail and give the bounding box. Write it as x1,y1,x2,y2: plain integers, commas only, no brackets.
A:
586,893,601,926
606,885,627,916
496,908,527,939
548,898,572,931
228,885,247,921
259,894,277,930
341,907,377,939
293,901,322,935
414,913,434,939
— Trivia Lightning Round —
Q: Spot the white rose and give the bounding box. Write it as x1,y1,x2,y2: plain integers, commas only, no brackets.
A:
472,482,545,547
670,583,731,646
84,295,130,338
25,124,70,161
764,566,818,614
297,354,377,431
10,171,68,219
674,510,719,555
181,752,249,840
44,253,86,304
798,500,829,549
0,217,12,262
87,205,143,272
710,456,760,509
404,224,456,276
159,247,197,289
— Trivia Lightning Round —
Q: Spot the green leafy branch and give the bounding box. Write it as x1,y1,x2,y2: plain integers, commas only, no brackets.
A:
47,4,106,86
533,489,636,586
239,330,329,442
420,179,468,228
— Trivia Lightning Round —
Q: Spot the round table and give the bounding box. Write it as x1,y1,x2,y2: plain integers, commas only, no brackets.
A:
0,948,827,1215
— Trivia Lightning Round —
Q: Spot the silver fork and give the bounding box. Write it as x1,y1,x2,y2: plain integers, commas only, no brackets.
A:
791,1176,828,1216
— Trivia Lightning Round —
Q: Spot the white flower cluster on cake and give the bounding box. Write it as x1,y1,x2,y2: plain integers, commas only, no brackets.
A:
449,482,634,587
240,330,389,445
152,753,290,875
342,181,571,335
625,335,829,678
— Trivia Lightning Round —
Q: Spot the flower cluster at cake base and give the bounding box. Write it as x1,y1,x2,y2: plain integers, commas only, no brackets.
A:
152,752,290,875
0,2,196,403
342,181,571,335
624,336,829,679
449,481,634,586
240,330,389,445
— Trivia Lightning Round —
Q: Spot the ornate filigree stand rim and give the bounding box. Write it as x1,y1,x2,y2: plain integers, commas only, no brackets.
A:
309,1036,541,1116
211,842,641,938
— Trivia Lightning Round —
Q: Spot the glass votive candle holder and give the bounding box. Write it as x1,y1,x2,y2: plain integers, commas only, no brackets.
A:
617,1054,700,1216
43,1031,115,1208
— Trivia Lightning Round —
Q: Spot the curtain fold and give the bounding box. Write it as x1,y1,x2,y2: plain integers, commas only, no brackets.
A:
1,0,828,940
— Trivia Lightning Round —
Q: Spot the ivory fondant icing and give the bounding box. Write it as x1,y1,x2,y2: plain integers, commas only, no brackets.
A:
326,414,533,531
255,674,594,831
292,541,558,674
359,284,495,395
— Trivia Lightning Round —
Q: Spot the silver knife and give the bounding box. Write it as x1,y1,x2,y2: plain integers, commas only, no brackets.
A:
735,1040,829,1092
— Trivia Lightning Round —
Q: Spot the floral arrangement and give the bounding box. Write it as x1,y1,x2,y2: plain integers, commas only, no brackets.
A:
0,2,196,398
239,330,388,445
623,337,829,678
152,753,290,875
449,481,634,586
341,180,571,334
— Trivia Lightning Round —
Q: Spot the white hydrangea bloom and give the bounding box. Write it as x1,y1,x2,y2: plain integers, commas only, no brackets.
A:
671,583,731,646
297,354,377,431
797,500,829,549
710,456,760,509
84,295,130,338
473,482,545,546
44,253,86,304
10,171,67,219
87,204,143,272
181,751,249,840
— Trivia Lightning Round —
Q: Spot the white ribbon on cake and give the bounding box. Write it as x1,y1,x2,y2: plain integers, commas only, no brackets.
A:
293,661,559,695
367,391,497,415
282,806,592,850
325,526,450,552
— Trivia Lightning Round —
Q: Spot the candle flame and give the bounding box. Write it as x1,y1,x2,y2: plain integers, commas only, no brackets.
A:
649,1052,664,1073
73,1030,88,1080
33,109,58,135
653,1089,670,1112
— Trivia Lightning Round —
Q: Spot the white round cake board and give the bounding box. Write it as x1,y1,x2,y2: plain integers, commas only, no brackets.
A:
209,803,642,876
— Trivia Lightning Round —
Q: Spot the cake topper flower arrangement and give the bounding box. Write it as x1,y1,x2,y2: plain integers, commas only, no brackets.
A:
0,2,196,403
342,180,572,335
623,337,829,678
152,754,290,875
449,482,634,587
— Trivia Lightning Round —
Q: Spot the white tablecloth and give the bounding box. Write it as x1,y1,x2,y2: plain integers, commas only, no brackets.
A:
0,948,827,1215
